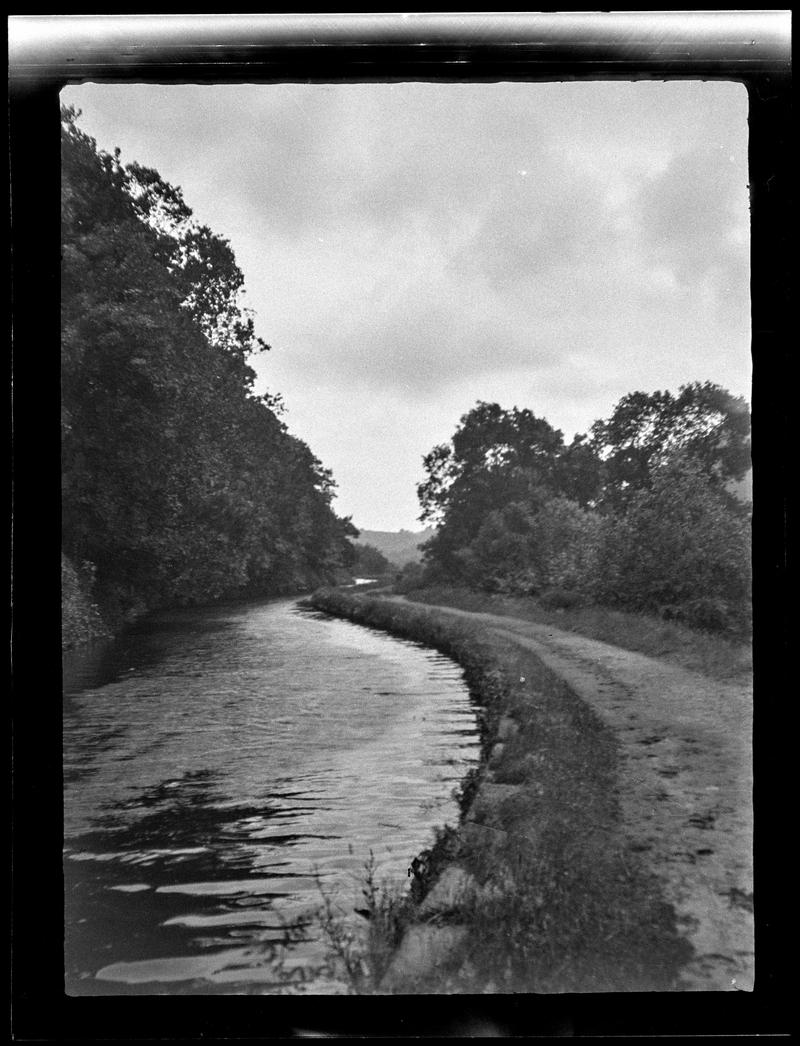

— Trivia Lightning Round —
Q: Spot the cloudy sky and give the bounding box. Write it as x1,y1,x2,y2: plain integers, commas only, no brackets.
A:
61,80,750,531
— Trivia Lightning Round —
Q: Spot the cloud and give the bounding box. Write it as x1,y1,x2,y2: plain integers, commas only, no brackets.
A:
448,162,622,296
272,267,560,396
218,83,556,242
62,80,751,530
633,145,750,306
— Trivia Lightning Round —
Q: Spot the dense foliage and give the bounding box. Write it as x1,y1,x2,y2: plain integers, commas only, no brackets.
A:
417,402,600,581
590,381,751,513
61,106,356,628
417,391,751,634
351,543,394,578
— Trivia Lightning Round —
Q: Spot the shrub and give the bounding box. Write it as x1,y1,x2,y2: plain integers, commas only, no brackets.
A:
595,457,751,633
529,497,602,594
462,497,602,597
393,560,427,594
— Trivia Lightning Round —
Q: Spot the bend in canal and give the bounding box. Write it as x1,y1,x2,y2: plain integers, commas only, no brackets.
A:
63,596,481,995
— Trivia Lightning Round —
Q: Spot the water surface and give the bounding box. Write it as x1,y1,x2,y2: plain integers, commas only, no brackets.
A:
63,597,480,994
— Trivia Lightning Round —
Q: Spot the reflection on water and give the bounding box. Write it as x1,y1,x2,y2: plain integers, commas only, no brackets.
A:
63,598,480,994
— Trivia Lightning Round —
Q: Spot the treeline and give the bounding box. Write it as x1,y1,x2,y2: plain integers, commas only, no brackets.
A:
61,106,356,632
351,544,395,578
416,386,751,634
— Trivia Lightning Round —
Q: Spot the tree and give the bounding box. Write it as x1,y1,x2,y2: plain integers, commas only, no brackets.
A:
123,158,270,375
414,388,751,635
418,401,600,581
418,402,565,521
451,497,601,596
352,544,393,578
591,382,751,512
61,105,355,621
594,455,751,632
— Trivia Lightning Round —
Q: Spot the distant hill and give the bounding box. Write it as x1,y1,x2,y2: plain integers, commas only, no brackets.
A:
354,527,435,567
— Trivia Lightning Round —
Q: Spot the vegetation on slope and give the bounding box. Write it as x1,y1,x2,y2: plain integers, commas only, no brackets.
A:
354,528,435,567
61,106,356,640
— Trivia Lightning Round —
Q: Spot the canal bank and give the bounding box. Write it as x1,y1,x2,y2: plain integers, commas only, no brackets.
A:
308,587,753,993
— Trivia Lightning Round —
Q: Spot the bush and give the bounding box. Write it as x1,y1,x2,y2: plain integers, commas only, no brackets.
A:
462,497,602,597
595,457,751,634
530,497,602,594
351,543,393,578
393,560,427,594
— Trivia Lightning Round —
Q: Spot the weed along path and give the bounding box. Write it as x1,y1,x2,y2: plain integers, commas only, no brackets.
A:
389,595,754,992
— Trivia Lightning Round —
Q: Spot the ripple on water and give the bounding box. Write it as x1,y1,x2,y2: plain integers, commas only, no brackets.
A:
64,598,480,995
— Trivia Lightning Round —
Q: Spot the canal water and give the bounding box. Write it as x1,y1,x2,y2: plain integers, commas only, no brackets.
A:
63,597,480,995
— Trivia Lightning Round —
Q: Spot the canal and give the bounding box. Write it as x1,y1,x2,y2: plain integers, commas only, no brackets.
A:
63,597,480,994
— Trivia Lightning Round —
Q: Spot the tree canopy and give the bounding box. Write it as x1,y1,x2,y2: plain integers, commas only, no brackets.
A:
417,388,751,634
352,544,394,578
61,106,356,622
590,381,751,511
417,402,601,581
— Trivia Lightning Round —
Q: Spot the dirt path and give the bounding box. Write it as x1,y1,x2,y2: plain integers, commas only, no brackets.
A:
391,597,754,991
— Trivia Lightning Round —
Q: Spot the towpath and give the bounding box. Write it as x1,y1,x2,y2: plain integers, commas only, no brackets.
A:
385,595,754,991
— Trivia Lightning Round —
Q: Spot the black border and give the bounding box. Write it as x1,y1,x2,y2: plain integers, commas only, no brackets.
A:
10,11,791,1042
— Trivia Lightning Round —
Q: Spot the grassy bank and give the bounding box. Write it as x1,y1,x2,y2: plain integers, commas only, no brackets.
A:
308,587,692,993
400,584,752,682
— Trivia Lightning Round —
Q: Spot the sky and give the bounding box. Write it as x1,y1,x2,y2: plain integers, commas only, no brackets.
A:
61,80,751,531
